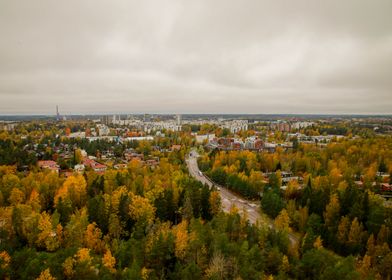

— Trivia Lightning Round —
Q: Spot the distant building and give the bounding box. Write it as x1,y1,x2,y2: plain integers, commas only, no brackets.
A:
171,144,182,151
97,124,110,136
114,164,127,170
124,152,143,161
145,158,160,168
195,134,216,144
244,137,264,150
255,139,264,150
0,121,17,131
292,121,314,130
263,142,276,152
83,158,107,173
381,183,392,192
123,136,154,141
80,149,88,158
218,138,233,147
85,128,91,137
232,141,242,150
220,120,248,133
176,114,182,126
68,132,86,138
38,160,60,173
271,121,291,132
74,164,85,173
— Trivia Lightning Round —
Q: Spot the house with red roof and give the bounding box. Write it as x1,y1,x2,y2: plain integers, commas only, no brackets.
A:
38,160,60,173
83,158,107,174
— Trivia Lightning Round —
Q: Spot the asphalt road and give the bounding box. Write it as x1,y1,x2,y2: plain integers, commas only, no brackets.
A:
186,150,299,245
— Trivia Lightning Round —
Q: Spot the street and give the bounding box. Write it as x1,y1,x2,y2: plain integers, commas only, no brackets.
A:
186,150,299,245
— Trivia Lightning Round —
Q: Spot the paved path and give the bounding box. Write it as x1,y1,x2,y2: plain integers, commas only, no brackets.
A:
186,150,299,245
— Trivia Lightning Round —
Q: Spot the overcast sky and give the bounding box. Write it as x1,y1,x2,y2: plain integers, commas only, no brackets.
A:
0,0,391,115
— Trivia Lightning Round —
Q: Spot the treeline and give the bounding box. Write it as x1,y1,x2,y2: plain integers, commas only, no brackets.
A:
0,138,37,167
207,167,262,199
199,137,392,191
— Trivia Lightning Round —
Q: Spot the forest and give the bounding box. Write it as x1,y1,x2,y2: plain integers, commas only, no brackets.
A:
0,124,391,279
0,156,324,280
198,136,392,279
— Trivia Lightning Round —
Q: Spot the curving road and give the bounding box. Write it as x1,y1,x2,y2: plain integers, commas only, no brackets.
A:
186,150,299,245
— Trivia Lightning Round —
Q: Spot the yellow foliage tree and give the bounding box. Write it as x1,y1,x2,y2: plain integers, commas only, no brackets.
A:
102,249,116,273
76,248,91,263
141,267,151,280
28,188,41,212
209,191,221,215
108,213,122,239
36,212,59,251
74,149,83,165
358,254,372,279
173,220,189,260
348,218,364,248
274,209,290,232
56,224,63,247
285,180,300,199
103,170,117,195
377,225,389,245
366,234,376,259
62,257,75,278
280,255,290,273
324,193,340,229
85,222,103,252
337,181,348,192
313,236,323,249
129,194,155,224
337,216,350,244
229,204,239,215
36,268,56,280
55,174,87,208
0,250,11,269
64,209,89,250
110,187,128,214
329,167,342,187
364,163,377,186
8,187,24,205
0,207,14,240
297,206,308,233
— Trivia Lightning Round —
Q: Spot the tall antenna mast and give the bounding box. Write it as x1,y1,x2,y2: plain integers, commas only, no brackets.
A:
56,105,60,121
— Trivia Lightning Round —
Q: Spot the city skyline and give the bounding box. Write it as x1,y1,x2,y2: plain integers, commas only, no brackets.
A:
1,0,392,115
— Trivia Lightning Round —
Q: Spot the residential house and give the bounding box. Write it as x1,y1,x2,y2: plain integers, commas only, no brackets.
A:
38,160,60,173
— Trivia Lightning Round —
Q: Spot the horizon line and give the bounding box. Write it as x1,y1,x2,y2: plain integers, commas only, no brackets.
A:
1,113,392,117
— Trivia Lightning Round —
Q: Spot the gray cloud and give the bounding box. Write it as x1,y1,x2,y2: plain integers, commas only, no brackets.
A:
0,0,391,114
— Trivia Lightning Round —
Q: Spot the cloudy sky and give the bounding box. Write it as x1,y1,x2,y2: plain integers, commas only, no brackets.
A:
0,0,391,115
